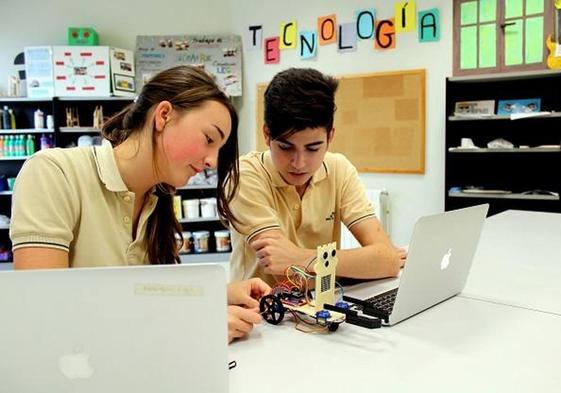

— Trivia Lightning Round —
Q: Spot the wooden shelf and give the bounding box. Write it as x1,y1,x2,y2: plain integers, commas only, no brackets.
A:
179,216,220,223
0,128,54,134
180,253,230,263
0,96,134,102
448,69,561,83
59,127,101,133
0,156,30,161
448,147,561,153
58,96,135,101
0,97,51,102
0,262,13,271
448,113,561,121
448,191,559,201
177,184,217,190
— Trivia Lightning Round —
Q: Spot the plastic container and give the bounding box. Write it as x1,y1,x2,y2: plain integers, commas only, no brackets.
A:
192,230,210,253
214,230,231,252
77,135,93,147
26,135,35,156
46,115,54,130
8,109,16,129
40,134,49,150
175,233,183,251
200,197,217,218
173,195,182,220
2,106,10,129
180,231,193,253
34,109,44,129
183,199,200,219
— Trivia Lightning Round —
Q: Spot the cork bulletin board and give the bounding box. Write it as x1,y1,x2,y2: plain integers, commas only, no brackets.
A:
256,69,426,173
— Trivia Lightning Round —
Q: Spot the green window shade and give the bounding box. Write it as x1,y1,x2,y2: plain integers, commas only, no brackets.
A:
461,26,478,69
461,1,478,25
526,0,544,15
479,0,497,23
525,16,544,63
505,0,523,19
479,24,497,67
505,20,523,65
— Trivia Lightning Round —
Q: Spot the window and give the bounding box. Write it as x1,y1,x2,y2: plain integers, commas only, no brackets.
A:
454,0,553,75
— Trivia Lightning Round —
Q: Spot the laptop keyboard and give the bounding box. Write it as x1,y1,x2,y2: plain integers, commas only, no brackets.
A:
365,288,398,314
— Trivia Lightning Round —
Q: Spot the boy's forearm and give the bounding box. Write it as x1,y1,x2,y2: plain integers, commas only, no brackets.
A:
333,245,401,279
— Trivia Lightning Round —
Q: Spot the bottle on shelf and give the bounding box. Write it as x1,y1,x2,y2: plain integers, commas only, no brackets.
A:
34,109,45,130
40,134,49,150
15,135,23,156
26,135,35,156
8,109,16,129
2,106,10,130
46,115,54,131
5,135,13,156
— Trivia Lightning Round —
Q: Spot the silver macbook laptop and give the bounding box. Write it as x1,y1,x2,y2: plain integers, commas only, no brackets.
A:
0,264,228,392
345,204,489,325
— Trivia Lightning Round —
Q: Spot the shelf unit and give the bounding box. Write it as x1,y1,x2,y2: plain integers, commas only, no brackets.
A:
176,181,231,263
0,96,134,264
445,70,561,216
53,97,134,148
0,97,231,267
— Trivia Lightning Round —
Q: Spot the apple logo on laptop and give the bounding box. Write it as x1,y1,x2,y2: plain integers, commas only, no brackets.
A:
440,248,452,270
58,350,95,379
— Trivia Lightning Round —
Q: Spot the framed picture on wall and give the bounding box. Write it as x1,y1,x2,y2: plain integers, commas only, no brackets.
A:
113,73,135,93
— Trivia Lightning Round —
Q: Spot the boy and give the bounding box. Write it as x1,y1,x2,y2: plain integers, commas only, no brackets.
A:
229,68,404,285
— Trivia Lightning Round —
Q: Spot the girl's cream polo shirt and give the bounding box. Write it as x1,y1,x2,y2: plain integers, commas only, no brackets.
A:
10,142,158,267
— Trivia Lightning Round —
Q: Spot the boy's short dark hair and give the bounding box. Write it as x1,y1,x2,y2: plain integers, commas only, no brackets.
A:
264,68,338,140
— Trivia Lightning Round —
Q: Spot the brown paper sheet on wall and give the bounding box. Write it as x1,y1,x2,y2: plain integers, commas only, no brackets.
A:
255,69,425,173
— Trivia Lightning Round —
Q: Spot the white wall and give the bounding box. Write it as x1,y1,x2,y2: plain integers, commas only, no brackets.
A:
0,0,452,246
0,0,233,92
231,0,452,245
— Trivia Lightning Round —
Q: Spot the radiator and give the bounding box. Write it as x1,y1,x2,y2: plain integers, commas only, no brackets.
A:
340,189,390,249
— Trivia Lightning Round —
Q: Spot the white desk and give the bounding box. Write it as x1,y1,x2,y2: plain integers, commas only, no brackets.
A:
229,210,561,392
229,296,561,392
463,210,561,315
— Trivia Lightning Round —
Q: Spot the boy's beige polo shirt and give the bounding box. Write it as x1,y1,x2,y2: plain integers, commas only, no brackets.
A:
10,142,158,267
230,150,375,285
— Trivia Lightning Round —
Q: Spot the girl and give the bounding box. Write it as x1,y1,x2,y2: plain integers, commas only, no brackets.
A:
10,65,268,342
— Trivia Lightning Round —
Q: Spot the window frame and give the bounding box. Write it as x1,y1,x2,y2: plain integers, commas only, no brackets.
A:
453,0,554,76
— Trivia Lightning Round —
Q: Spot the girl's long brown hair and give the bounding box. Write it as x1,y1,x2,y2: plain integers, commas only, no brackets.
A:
102,65,239,264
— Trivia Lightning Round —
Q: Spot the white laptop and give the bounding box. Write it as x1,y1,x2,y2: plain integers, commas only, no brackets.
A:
0,264,228,392
345,204,489,326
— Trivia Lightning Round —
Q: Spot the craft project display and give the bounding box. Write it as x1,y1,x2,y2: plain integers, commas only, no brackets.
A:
53,46,111,97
